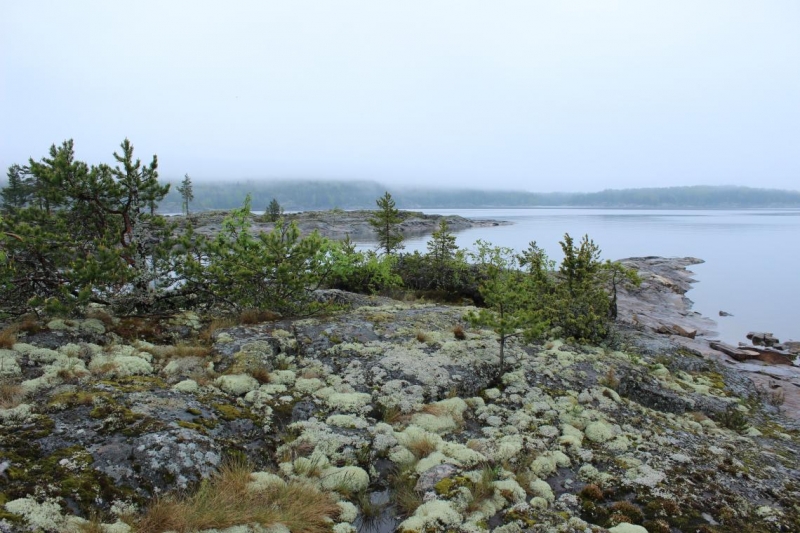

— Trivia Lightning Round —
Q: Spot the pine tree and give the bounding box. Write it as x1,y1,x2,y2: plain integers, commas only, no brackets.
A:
368,192,404,255
177,173,194,215
1,165,32,211
426,219,461,290
1,139,172,312
266,198,283,222
466,241,548,376
552,233,611,342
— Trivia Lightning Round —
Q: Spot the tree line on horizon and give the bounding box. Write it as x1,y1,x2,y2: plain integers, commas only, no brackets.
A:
147,180,800,212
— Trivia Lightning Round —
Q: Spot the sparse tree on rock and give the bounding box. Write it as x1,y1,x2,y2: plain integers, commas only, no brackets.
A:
466,240,548,376
177,173,194,215
266,198,284,222
368,191,403,255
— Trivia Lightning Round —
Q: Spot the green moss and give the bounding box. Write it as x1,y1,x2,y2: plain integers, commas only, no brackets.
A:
198,417,219,429
48,390,101,408
88,397,164,436
177,420,204,432
187,407,202,416
504,507,537,527
98,375,167,392
213,403,243,421
434,477,454,495
0,443,140,517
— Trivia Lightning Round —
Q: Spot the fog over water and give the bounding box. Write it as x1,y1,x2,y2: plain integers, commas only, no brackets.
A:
364,208,800,345
2,2,799,191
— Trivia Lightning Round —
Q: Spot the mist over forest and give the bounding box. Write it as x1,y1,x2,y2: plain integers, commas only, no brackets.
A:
153,180,800,212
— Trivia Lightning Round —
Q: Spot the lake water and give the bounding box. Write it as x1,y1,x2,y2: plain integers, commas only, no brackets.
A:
364,208,799,345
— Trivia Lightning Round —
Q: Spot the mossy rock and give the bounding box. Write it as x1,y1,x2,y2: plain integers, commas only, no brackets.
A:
98,375,167,392
0,443,139,517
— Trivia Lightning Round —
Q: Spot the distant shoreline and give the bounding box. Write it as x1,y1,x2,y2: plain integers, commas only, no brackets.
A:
153,182,800,213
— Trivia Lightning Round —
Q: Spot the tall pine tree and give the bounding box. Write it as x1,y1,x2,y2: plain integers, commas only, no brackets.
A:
368,191,404,255
177,173,194,215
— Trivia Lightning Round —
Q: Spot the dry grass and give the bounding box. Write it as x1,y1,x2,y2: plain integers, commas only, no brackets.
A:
49,390,96,407
135,461,339,533
143,343,212,362
465,464,499,513
354,489,388,527
688,411,710,423
0,325,18,349
452,325,466,340
580,483,604,501
378,404,405,425
420,404,447,417
300,367,324,379
388,464,423,517
609,501,644,523
13,314,43,335
85,308,115,326
111,317,164,342
415,330,430,343
0,380,24,409
239,309,281,325
466,440,486,453
199,318,238,345
250,367,271,385
91,362,119,376
599,367,619,390
405,434,438,459
55,366,90,381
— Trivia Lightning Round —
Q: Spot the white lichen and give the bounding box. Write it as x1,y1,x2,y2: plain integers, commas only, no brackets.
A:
214,374,259,396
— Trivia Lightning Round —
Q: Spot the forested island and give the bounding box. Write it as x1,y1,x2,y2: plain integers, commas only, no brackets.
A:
1,140,799,532
147,180,800,212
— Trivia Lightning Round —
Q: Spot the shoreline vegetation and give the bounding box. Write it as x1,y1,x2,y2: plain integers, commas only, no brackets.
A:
146,180,800,212
172,208,510,241
1,141,799,532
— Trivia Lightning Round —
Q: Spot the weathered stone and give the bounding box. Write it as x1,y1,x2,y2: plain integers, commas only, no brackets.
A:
747,331,780,347
710,341,758,362
414,463,458,493
672,324,698,339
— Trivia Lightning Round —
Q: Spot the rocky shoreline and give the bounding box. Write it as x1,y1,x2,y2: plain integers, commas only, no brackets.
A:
616,256,800,422
171,209,510,240
0,258,798,532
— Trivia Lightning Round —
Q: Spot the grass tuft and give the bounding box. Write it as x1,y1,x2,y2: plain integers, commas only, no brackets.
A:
199,318,238,345
452,325,466,340
135,461,338,533
465,464,499,512
355,489,388,528
251,367,271,385
0,325,17,349
388,464,422,517
405,434,438,459
239,308,281,325
0,380,24,409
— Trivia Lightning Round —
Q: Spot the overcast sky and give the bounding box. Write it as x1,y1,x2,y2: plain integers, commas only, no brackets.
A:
2,1,799,192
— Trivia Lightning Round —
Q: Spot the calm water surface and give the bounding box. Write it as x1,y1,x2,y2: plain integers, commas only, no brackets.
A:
365,208,799,345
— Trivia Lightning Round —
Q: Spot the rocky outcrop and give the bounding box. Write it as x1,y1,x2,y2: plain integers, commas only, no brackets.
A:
1,275,800,531
616,256,716,339
172,209,509,240
747,331,781,347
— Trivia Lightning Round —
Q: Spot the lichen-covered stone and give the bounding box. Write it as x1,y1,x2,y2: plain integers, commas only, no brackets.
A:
584,420,616,443
320,466,370,492
214,374,259,396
